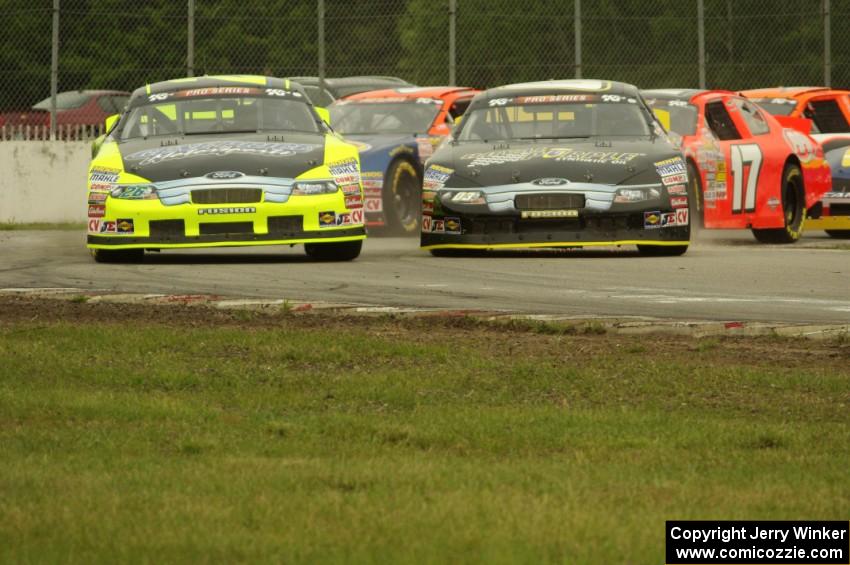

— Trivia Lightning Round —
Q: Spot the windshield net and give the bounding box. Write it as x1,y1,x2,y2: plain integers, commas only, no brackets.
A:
456,94,652,141
119,87,321,140
329,99,442,134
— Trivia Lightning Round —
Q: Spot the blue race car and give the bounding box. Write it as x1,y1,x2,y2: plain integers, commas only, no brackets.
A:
329,86,478,234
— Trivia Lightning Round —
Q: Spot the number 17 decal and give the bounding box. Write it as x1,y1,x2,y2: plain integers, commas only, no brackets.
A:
730,144,763,213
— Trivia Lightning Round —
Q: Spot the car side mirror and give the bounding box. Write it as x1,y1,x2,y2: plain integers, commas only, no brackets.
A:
314,107,331,126
105,114,119,132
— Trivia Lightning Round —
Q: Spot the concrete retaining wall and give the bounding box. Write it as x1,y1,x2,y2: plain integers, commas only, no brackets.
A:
0,142,90,223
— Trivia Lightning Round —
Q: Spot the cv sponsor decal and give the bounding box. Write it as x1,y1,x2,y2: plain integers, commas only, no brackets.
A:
126,141,321,166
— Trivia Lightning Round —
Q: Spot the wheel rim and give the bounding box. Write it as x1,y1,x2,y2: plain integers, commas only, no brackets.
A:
393,167,419,229
784,176,801,229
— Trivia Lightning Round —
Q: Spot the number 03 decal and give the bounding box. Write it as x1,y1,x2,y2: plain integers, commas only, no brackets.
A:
730,144,763,213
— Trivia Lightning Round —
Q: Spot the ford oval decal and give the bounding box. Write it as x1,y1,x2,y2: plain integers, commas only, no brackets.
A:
206,171,244,180
532,178,569,186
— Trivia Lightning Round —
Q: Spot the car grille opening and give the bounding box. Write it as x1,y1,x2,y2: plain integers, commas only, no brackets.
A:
515,193,585,210
830,203,850,216
267,215,303,235
199,222,254,235
149,219,185,240
192,188,263,204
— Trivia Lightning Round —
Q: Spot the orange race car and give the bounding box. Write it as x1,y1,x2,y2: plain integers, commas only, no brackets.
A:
742,87,850,237
328,87,479,233
644,89,831,243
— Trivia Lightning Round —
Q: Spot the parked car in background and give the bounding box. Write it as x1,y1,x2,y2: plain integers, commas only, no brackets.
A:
284,76,414,107
644,89,831,243
741,86,850,238
0,89,130,130
329,86,479,233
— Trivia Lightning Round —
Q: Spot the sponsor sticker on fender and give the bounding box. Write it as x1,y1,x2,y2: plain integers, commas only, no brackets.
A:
675,208,689,226
318,211,336,227
661,173,688,186
421,215,433,233
327,158,361,195
644,211,661,229
655,157,687,177
444,217,461,234
670,196,689,209
423,164,453,191
116,218,134,234
667,184,687,195
345,194,363,209
88,204,106,218
365,198,383,212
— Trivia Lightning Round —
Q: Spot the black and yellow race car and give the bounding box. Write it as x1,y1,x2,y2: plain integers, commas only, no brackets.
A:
420,80,691,256
87,75,365,262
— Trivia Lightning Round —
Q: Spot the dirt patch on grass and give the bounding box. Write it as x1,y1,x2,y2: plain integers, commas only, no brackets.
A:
1,295,847,371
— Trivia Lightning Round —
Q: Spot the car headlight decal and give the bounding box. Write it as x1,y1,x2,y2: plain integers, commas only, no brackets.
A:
613,187,661,203
109,185,158,200
291,180,339,196
449,190,485,205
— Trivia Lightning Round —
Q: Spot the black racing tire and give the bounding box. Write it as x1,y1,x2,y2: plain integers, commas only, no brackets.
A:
637,244,689,257
686,160,704,231
90,248,144,263
304,240,362,261
825,230,850,239
751,163,805,244
383,159,421,235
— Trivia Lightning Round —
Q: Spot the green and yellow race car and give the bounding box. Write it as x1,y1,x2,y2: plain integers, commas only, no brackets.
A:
87,75,365,262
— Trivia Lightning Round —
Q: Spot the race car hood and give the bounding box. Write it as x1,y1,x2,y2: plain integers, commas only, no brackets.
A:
431,137,680,187
117,132,328,182
340,133,420,172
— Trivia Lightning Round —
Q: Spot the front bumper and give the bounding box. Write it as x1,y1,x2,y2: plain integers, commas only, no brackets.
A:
420,212,689,249
87,193,365,250
420,183,690,249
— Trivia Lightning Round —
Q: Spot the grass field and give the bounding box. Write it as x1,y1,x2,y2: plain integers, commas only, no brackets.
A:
0,298,848,563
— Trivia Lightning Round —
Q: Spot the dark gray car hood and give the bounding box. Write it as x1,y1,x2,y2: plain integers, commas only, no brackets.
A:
118,132,327,182
430,137,680,187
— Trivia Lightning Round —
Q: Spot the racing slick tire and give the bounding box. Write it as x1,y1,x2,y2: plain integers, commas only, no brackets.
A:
686,160,704,232
304,240,362,261
384,159,421,236
825,230,850,239
751,163,805,244
636,244,689,257
90,248,144,263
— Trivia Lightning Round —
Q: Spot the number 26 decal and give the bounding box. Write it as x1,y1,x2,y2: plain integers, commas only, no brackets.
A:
730,144,763,213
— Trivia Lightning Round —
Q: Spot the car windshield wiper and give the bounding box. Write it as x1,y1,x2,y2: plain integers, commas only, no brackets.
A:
513,135,591,141
184,129,258,135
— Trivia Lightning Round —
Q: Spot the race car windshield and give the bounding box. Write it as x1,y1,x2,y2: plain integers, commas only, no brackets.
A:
119,91,321,140
645,99,698,136
329,100,442,134
755,100,797,116
456,97,653,142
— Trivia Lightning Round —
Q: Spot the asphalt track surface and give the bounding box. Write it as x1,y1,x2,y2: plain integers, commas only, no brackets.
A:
2,229,849,324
